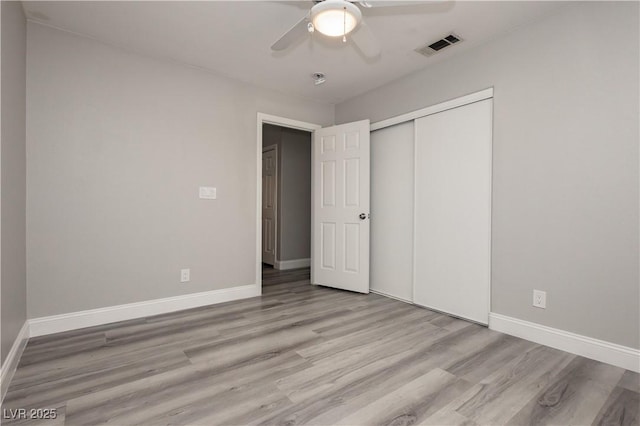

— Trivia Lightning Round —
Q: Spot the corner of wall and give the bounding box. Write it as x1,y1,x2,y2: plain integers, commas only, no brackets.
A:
1,0,28,371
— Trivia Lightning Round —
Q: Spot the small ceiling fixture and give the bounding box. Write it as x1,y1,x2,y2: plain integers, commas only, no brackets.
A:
310,0,362,41
312,72,326,86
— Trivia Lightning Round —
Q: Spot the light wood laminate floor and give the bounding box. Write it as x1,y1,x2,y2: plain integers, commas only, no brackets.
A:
2,266,638,425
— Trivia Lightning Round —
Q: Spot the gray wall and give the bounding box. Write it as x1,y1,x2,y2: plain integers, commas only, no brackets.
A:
337,2,639,349
1,1,27,364
262,124,311,262
27,23,333,318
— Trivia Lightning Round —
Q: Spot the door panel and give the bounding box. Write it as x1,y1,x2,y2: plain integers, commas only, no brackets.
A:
321,161,336,207
262,146,278,266
321,223,336,270
344,223,360,273
344,158,360,207
312,120,370,294
321,135,336,153
413,99,492,324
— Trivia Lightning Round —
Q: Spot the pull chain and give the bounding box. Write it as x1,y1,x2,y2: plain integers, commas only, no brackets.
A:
343,6,347,43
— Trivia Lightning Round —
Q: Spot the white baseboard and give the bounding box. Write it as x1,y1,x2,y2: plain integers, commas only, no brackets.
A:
274,258,310,270
1,321,30,402
489,313,640,373
29,284,261,338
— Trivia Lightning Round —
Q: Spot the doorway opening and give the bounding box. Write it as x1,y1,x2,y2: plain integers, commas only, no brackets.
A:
256,114,320,292
262,124,312,271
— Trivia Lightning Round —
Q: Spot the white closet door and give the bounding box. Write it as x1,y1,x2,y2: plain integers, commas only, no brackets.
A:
414,99,492,324
370,122,414,301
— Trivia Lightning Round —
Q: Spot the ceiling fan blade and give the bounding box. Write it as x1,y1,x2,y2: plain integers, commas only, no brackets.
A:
350,21,381,58
271,14,310,51
359,1,434,8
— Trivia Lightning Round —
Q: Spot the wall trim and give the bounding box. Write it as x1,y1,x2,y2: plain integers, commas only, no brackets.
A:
370,87,494,131
29,284,261,338
1,321,30,402
489,313,640,373
274,258,311,270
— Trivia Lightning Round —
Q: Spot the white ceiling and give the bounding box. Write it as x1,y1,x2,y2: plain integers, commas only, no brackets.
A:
22,1,568,104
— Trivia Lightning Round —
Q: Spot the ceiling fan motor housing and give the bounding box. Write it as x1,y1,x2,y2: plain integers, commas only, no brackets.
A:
311,0,363,37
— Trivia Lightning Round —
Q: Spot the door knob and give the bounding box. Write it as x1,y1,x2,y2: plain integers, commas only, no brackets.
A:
359,213,367,220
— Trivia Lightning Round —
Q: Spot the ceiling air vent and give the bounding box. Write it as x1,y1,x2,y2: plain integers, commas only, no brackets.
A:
415,33,462,57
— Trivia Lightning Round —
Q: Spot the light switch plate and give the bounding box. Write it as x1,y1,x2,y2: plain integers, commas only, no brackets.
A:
199,186,217,199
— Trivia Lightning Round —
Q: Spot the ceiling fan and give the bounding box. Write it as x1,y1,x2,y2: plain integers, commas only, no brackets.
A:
271,0,429,58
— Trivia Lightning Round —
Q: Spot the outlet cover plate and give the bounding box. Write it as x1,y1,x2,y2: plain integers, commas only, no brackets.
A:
533,289,546,309
199,187,217,199
180,268,190,283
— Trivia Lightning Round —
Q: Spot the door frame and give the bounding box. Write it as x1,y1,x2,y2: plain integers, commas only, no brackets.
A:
256,113,321,292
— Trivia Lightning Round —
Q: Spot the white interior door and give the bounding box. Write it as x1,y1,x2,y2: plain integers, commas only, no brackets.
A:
414,99,492,324
312,120,370,293
262,145,278,266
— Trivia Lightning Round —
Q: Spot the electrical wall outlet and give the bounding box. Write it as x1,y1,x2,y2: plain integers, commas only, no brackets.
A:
533,289,546,309
199,186,217,199
180,268,190,283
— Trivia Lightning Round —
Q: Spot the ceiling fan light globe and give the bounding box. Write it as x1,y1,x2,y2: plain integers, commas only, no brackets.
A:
311,1,362,37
